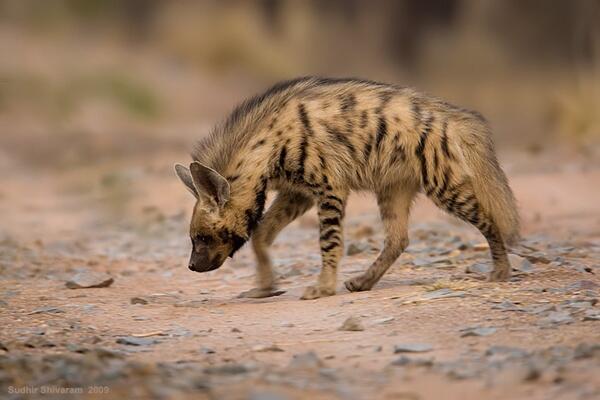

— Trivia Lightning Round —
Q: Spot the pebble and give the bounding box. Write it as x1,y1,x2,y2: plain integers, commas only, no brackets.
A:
338,316,364,331
204,364,252,375
525,304,556,315
491,301,524,312
130,297,149,305
466,263,492,274
394,343,433,353
390,355,434,367
460,327,497,337
543,311,574,325
422,288,467,300
373,316,394,324
116,336,157,346
485,346,529,360
346,241,371,256
248,390,290,400
27,306,65,315
582,310,600,321
508,254,534,273
565,280,599,292
66,271,114,289
288,351,323,370
252,344,284,352
23,336,56,348
200,347,216,354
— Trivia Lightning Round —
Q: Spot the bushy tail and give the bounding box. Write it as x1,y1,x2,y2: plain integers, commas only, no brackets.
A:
461,122,520,245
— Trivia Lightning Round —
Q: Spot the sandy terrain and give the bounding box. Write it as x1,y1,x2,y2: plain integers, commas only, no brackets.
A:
1,148,599,400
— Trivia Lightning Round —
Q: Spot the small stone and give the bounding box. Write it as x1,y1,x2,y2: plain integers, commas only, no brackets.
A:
466,263,492,274
338,316,364,331
200,347,216,354
509,254,534,273
412,258,431,267
390,355,434,367
289,351,323,370
231,327,242,333
66,271,114,289
460,327,497,337
525,304,556,315
66,344,89,353
280,321,295,328
252,344,284,352
130,297,148,305
445,362,482,380
346,241,371,256
422,288,466,300
473,242,489,250
204,364,251,375
174,300,207,308
485,346,528,360
116,336,157,346
583,310,600,321
27,306,65,315
565,280,599,292
394,343,433,353
545,311,574,325
248,390,290,400
373,316,394,324
23,336,55,348
574,343,600,359
491,301,524,312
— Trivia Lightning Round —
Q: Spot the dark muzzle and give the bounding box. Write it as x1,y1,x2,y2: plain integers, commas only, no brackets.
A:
188,251,223,273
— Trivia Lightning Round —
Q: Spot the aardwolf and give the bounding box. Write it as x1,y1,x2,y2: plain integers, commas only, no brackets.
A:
175,77,519,299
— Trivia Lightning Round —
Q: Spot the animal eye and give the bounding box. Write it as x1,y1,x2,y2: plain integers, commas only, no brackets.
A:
196,235,212,244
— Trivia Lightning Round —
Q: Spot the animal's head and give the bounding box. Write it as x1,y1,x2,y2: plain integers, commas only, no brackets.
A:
174,162,247,273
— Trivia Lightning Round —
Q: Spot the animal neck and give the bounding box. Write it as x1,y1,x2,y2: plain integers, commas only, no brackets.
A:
224,155,271,240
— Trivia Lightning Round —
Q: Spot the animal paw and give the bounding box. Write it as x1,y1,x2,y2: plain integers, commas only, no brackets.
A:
344,276,372,292
488,267,511,282
237,287,285,298
300,285,335,300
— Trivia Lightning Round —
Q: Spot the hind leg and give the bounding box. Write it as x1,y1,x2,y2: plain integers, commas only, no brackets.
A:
240,190,314,298
345,186,416,292
430,180,511,281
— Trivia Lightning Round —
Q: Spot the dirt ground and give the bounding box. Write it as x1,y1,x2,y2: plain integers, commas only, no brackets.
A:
1,146,600,399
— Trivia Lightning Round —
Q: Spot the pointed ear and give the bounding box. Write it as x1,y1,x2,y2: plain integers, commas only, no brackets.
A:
174,163,198,198
189,162,230,207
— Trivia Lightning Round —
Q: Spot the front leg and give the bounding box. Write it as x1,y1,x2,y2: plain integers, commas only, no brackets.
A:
301,188,347,300
240,191,314,298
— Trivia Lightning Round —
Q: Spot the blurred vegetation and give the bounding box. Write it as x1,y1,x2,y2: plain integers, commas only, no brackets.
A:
0,70,159,119
0,0,599,167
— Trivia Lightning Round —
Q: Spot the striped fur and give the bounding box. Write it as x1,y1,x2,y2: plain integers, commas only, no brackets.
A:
175,77,520,299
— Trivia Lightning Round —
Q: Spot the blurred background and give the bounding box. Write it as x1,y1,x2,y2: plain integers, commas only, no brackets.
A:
1,0,600,171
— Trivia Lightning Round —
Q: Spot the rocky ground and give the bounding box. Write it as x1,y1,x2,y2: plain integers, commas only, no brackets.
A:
1,148,599,400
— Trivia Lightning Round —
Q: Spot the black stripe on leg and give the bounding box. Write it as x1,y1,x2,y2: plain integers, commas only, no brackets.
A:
321,217,340,226
321,242,340,252
320,202,342,214
320,227,339,242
